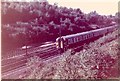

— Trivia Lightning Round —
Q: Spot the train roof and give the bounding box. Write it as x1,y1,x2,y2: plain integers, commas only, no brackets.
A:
62,31,92,39
62,25,115,39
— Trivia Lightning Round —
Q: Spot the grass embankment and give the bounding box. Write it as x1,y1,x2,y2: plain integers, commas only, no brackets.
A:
23,30,119,79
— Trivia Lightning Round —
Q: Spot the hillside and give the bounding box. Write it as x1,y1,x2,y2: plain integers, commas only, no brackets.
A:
1,2,115,52
23,30,119,79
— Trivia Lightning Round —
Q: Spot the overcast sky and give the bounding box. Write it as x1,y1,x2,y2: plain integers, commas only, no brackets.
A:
2,0,119,15
48,0,119,15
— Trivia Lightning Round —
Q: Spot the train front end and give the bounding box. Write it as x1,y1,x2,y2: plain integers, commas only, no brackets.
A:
56,37,65,53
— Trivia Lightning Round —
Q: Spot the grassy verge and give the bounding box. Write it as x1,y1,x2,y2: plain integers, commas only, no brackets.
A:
23,30,119,79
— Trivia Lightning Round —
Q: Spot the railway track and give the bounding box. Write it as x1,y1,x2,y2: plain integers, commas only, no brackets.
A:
2,42,58,78
2,53,61,79
2,42,55,59
2,27,117,79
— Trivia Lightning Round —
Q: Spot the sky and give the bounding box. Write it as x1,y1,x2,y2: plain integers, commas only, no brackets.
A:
48,0,119,16
2,0,119,15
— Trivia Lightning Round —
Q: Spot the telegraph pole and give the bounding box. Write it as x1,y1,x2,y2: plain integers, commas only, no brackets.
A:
59,25,61,38
25,27,28,56
60,18,63,38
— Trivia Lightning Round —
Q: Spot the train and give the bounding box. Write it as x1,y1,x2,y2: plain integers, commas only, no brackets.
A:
56,25,117,53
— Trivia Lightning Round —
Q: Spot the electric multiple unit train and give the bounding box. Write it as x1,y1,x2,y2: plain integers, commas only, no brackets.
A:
56,25,117,52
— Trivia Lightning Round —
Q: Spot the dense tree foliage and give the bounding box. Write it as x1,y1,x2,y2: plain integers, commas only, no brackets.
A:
1,2,115,51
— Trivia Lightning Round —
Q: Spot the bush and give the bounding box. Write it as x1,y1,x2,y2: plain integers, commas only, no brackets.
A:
23,30,118,79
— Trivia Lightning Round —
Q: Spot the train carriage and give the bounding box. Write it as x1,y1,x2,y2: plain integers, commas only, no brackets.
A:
56,25,117,53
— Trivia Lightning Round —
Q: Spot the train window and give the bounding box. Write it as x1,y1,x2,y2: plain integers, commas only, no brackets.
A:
73,37,76,43
73,38,75,43
78,36,81,41
94,31,99,37
103,30,106,35
93,32,95,37
87,34,89,39
82,35,86,40
109,28,113,32
70,38,73,44
100,30,103,35
86,34,88,39
89,33,91,38
97,32,99,36
93,32,97,37
74,37,77,43
76,37,78,42
79,36,82,41
85,34,88,40
97,31,100,36
61,40,64,48
101,30,103,35
92,33,94,37
88,33,91,38
74,37,78,43
72,38,75,43
85,34,88,39
108,28,110,32
101,30,104,35
90,33,93,38
105,29,107,34
95,32,97,36
71,38,73,44
76,37,78,43
82,35,84,40
76,37,79,42
68,39,70,44
87,34,90,39
89,33,92,38
68,38,73,44
78,35,82,41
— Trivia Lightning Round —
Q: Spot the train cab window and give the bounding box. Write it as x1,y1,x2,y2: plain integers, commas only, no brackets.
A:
60,39,64,49
56,38,61,49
